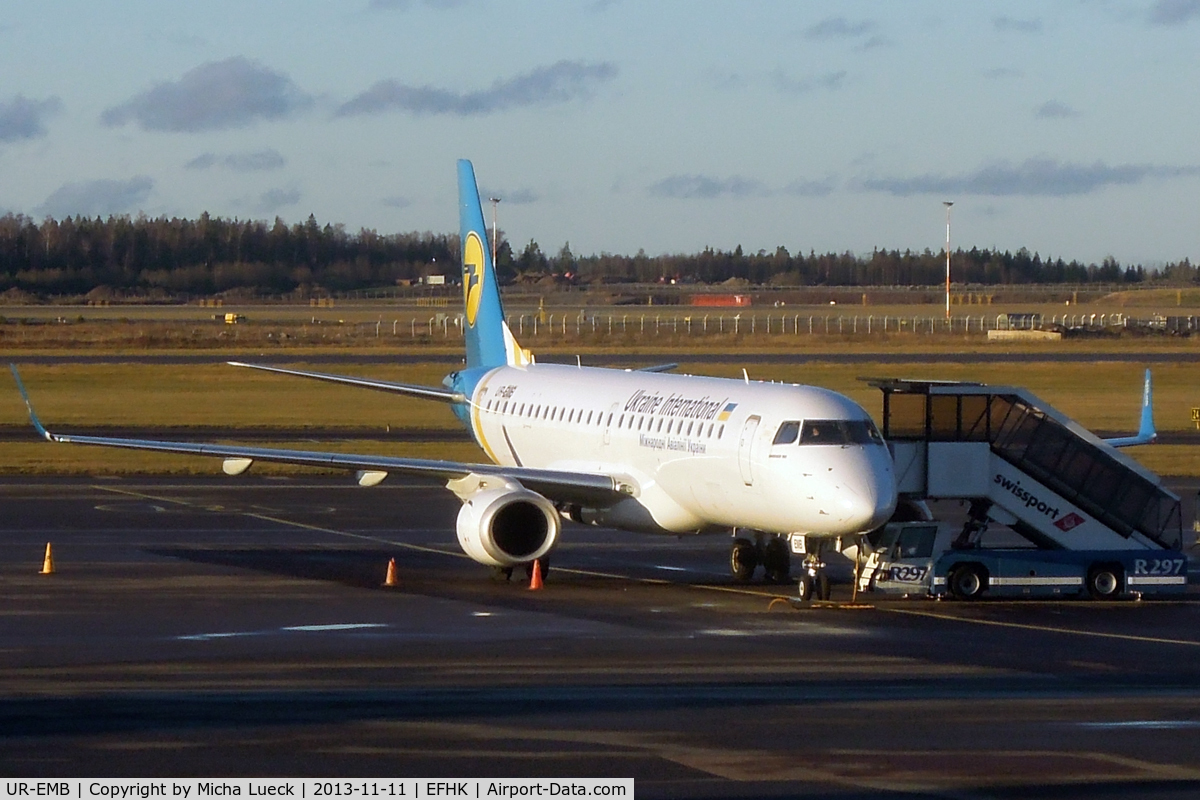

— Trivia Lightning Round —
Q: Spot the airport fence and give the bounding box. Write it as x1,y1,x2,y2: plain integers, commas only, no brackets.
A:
375,311,1140,341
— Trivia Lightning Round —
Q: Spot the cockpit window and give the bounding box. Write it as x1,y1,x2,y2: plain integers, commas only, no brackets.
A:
772,421,801,445
800,419,884,446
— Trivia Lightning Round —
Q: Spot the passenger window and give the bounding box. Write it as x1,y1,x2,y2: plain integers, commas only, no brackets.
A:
686,421,694,435
707,423,714,437
656,418,664,433
773,421,801,445
718,424,725,438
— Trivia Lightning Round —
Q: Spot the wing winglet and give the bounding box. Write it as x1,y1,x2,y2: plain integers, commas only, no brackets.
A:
9,364,53,441
1104,368,1157,448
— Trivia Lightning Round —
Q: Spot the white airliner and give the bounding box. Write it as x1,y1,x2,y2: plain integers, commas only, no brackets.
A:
12,160,898,592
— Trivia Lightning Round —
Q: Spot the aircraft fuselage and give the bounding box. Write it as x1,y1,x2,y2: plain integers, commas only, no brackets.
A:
452,363,897,537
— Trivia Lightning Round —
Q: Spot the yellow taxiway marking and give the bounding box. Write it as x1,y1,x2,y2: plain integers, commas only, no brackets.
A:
884,606,1200,648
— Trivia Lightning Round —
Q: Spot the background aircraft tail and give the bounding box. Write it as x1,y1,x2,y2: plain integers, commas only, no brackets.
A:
458,159,532,370
1104,368,1156,448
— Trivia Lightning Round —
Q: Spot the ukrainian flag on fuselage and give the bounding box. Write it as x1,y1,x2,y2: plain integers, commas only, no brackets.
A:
458,159,509,370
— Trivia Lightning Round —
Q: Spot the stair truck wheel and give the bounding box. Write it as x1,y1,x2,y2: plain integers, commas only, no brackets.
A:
1086,563,1123,599
948,563,987,600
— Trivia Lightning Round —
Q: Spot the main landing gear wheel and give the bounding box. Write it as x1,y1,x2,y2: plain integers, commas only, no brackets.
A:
730,537,758,581
948,563,987,600
1087,564,1122,599
762,537,791,584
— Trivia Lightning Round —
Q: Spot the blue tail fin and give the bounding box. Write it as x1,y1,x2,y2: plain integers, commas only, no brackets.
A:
458,159,529,369
1104,368,1156,448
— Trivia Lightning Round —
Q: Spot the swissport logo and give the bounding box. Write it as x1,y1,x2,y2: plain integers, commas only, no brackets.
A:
1054,512,1085,532
993,473,1061,520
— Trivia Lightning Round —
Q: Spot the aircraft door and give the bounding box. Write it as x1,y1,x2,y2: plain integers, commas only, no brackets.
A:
602,402,620,446
738,415,761,485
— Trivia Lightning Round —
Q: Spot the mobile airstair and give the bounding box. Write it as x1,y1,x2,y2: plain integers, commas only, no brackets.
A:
870,379,1182,552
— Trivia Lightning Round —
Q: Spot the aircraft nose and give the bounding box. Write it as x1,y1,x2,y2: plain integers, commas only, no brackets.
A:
835,454,897,532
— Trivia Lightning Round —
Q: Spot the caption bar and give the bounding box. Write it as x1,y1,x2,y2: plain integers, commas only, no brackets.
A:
3,782,633,800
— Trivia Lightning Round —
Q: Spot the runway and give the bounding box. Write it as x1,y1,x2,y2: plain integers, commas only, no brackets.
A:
3,477,1200,797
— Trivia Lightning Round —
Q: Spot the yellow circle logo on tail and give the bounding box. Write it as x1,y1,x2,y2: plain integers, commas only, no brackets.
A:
463,231,485,327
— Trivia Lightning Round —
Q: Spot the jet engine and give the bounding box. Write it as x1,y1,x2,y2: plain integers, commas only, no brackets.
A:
455,487,560,567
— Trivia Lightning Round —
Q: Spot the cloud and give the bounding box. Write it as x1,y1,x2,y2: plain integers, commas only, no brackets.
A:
481,187,538,205
1148,0,1200,25
993,16,1042,33
381,196,411,208
185,149,285,172
184,153,217,170
0,95,63,142
648,175,768,199
783,178,835,197
858,158,1200,197
101,57,312,132
368,0,467,9
981,67,1024,79
336,60,617,117
804,17,874,39
857,35,892,51
37,177,153,218
770,69,847,95
1034,100,1077,119
255,188,300,214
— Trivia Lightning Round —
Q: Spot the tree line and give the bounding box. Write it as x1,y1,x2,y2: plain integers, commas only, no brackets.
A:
0,212,1189,299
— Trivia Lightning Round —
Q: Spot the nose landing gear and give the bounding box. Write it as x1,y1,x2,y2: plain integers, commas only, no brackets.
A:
797,538,832,601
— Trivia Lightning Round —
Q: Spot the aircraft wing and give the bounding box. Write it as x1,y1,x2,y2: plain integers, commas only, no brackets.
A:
1103,369,1156,448
10,365,631,507
227,361,465,403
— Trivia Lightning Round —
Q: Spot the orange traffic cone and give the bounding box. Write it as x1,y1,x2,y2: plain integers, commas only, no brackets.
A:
39,543,55,575
528,559,543,591
382,558,398,587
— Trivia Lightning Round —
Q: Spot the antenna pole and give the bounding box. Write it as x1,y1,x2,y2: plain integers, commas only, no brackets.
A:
943,201,954,319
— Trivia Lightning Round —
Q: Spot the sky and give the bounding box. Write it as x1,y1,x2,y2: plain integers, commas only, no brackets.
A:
1,0,1199,267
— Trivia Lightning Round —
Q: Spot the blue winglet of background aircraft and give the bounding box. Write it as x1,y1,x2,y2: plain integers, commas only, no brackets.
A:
1104,368,1156,448
10,364,51,441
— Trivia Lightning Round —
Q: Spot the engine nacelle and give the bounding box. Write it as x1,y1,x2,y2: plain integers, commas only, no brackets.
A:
455,487,561,567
